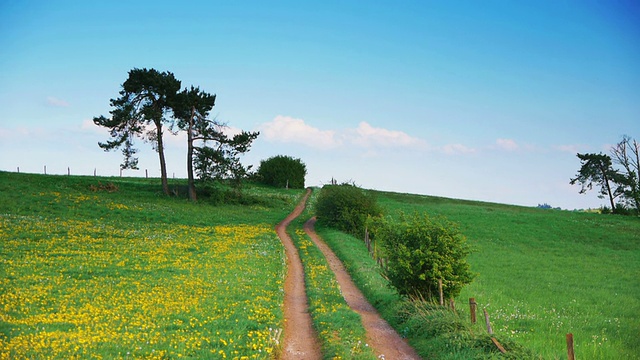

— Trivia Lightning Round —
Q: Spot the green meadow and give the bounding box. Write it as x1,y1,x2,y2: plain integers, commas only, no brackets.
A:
1,171,638,359
0,171,304,359
373,191,640,359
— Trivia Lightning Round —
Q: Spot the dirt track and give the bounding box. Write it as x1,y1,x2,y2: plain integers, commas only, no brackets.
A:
276,189,420,359
304,217,421,360
275,189,322,359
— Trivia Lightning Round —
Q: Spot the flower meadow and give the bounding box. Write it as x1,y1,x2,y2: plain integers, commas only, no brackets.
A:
1,182,290,359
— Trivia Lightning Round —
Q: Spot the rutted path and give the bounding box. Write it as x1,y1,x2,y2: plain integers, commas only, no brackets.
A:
304,217,421,360
275,189,322,360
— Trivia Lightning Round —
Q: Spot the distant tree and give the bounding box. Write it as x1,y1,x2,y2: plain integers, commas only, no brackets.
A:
173,86,216,201
257,155,307,189
173,86,259,201
315,183,381,236
570,153,625,213
93,68,181,195
610,135,640,214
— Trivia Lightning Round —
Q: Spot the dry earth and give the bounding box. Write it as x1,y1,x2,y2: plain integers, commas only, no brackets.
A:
275,189,322,359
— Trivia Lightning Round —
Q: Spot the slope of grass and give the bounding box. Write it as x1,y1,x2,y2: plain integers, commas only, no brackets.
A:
374,191,640,359
0,171,304,359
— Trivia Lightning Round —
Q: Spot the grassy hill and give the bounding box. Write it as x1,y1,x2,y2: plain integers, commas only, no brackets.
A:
1,171,638,359
0,171,305,358
373,191,640,359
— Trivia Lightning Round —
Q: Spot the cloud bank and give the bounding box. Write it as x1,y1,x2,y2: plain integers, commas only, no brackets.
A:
261,115,425,151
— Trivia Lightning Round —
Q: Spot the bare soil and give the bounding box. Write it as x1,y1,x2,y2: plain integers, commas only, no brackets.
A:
304,217,421,360
276,189,322,359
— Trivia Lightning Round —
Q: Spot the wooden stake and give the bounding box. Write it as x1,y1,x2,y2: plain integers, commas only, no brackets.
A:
469,298,477,324
145,169,148,178
483,308,493,335
94,168,96,177
438,279,444,306
491,337,507,353
44,165,46,175
566,333,575,360
68,167,70,176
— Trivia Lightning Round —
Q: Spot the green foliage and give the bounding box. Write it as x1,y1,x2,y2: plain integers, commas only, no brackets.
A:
368,212,475,300
314,223,539,359
257,155,307,189
315,184,382,236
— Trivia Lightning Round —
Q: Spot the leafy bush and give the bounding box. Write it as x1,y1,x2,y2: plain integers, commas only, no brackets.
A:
315,184,382,237
257,155,307,189
368,212,475,300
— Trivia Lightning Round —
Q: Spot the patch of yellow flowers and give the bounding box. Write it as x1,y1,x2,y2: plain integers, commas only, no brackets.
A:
0,210,285,359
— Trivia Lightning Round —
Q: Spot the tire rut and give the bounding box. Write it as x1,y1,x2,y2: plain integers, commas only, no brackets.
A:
304,216,421,360
276,189,322,360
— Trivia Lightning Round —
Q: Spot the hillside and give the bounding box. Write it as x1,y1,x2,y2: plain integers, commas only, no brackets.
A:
373,190,640,359
2,171,638,359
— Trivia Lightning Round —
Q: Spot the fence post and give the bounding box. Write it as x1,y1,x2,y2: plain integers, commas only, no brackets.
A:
566,333,575,360
17,167,19,173
94,168,97,177
469,298,477,324
44,165,47,175
483,308,493,335
438,279,444,306
68,167,70,176
145,169,148,178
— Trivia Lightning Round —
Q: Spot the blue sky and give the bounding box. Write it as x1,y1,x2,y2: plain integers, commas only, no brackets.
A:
1,1,638,209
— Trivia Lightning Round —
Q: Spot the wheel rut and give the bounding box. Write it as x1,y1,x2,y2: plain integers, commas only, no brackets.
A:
304,216,421,360
276,189,321,360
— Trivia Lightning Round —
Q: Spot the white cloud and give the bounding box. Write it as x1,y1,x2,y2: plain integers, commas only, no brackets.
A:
260,116,426,152
46,96,70,107
496,138,519,151
440,143,477,155
261,115,339,149
349,121,425,148
554,144,586,154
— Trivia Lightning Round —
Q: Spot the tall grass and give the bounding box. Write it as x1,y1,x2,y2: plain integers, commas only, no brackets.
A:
0,171,303,359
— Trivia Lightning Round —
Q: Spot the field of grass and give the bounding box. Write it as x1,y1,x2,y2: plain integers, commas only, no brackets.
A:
373,191,640,359
0,172,304,359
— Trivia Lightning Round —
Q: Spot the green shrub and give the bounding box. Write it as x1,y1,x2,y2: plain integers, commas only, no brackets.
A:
315,184,382,237
368,212,475,300
257,155,307,189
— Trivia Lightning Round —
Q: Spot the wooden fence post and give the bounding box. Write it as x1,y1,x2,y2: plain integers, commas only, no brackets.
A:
68,167,70,176
469,298,477,324
145,169,148,178
483,308,493,335
438,279,444,306
94,168,97,177
44,165,47,175
566,333,575,360
17,167,19,173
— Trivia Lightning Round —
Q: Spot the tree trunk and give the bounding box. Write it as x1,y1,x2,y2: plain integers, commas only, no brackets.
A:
601,167,616,212
156,121,170,196
187,106,197,202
